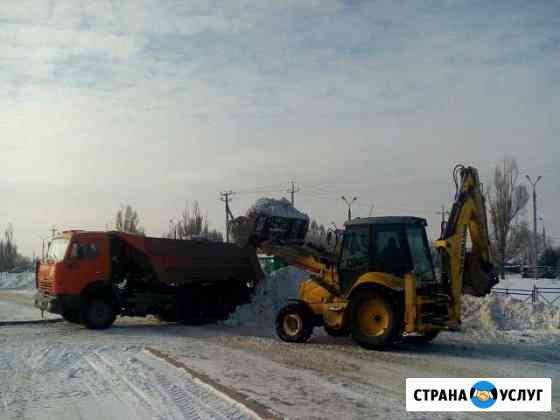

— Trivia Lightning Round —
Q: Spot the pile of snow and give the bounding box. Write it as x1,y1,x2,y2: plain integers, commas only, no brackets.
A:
462,294,560,331
225,266,307,328
249,197,308,220
0,272,35,290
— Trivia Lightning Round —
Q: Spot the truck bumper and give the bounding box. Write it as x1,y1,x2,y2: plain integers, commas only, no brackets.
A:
34,291,80,315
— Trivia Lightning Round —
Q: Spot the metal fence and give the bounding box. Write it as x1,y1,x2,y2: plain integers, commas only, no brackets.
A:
492,285,560,305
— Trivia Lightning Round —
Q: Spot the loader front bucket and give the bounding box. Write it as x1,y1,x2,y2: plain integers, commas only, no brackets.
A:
230,198,309,247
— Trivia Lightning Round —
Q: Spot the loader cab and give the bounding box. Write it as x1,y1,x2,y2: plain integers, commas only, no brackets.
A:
338,217,435,293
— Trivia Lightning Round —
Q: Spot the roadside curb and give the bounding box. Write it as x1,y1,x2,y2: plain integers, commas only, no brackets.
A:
0,319,63,326
145,346,283,420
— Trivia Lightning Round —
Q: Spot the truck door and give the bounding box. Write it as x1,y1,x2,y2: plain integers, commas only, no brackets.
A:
65,235,110,294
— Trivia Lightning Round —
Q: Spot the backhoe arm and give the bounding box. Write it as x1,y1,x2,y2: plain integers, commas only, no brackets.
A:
435,165,497,325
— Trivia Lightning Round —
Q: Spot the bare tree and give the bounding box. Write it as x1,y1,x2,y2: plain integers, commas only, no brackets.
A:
306,219,328,248
115,205,144,235
0,224,22,272
487,158,530,278
169,202,223,242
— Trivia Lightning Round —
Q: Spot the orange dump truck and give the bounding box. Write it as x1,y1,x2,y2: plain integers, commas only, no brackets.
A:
34,230,262,329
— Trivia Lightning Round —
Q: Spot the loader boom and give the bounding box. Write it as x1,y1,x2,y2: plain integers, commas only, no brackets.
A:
435,165,497,326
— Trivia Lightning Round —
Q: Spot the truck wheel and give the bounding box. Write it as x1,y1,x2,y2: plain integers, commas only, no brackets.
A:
180,293,210,325
324,324,349,338
275,303,313,343
62,310,82,324
84,299,116,330
349,291,399,350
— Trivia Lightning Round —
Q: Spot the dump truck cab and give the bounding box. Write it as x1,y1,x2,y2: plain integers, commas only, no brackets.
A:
35,231,114,325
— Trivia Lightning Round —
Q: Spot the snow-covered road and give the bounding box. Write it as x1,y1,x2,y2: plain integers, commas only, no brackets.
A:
0,291,558,419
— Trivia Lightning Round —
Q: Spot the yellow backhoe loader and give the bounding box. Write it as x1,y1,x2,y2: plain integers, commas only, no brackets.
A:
232,165,497,349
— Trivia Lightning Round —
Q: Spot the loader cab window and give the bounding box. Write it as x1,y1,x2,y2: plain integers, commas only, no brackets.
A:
405,226,435,283
338,226,371,291
374,228,412,278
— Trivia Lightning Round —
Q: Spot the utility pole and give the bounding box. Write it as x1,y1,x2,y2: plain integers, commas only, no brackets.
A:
341,196,357,222
287,181,300,207
526,175,542,283
436,205,450,237
220,191,235,243
369,204,375,217
540,216,546,249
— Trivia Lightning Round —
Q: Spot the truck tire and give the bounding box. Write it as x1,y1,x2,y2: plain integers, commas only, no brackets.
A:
84,299,116,330
349,291,399,350
324,324,349,338
180,292,211,325
62,310,82,324
275,303,313,343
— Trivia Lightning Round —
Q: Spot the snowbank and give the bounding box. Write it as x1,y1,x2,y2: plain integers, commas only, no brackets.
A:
0,272,35,290
225,267,307,328
462,294,560,331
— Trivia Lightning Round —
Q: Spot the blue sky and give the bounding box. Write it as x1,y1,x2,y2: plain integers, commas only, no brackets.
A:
0,0,559,255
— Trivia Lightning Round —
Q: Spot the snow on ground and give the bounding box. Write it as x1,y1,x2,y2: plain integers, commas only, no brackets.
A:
0,272,35,290
0,342,257,420
496,274,560,291
0,299,59,321
0,291,558,419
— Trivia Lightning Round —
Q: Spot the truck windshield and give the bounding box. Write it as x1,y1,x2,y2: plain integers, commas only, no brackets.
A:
46,238,70,262
406,226,435,282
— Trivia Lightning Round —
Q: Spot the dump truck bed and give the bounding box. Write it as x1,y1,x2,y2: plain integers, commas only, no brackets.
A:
111,232,262,287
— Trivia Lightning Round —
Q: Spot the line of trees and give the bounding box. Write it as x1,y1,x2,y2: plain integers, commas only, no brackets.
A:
112,202,223,242
0,225,30,272
167,201,223,242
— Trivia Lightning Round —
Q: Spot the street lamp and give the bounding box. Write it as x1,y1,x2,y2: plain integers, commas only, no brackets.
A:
341,196,357,222
526,175,542,284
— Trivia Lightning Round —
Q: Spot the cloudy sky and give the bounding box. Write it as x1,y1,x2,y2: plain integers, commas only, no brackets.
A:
1,0,559,256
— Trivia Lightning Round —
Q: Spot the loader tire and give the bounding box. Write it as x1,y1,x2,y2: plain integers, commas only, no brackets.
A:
323,324,349,338
84,299,116,330
276,303,313,343
349,291,399,350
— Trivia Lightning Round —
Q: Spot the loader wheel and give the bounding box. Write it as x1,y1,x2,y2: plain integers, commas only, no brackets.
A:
84,299,116,330
349,291,398,350
323,324,349,338
275,303,313,343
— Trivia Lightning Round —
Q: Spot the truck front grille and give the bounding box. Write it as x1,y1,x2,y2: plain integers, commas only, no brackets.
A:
38,279,54,294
